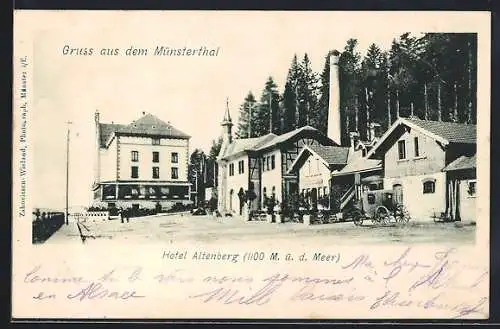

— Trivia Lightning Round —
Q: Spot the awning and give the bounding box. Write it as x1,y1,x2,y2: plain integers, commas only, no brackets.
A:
361,175,383,184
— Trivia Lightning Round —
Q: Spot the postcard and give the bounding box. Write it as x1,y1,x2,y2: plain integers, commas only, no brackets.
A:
12,10,490,320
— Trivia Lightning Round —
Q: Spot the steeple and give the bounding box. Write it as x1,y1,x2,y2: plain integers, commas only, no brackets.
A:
222,97,232,124
221,97,233,145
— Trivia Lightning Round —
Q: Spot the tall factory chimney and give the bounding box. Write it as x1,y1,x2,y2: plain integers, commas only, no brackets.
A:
327,50,342,145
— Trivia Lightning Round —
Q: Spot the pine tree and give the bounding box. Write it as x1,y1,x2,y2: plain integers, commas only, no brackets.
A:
236,92,257,138
255,76,281,136
300,54,320,130
281,54,301,132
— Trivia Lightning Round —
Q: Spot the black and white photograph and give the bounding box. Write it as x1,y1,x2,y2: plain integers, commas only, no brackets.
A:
13,11,490,320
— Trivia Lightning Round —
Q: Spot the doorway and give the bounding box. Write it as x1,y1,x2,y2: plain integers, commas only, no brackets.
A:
393,184,403,204
311,187,318,210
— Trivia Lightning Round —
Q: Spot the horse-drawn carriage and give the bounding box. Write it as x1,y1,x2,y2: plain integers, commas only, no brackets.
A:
350,189,410,226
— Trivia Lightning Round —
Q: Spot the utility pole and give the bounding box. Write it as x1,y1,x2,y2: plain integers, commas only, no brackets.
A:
424,82,429,120
65,121,72,225
467,40,473,124
355,96,359,132
365,87,370,141
247,101,254,138
269,92,273,133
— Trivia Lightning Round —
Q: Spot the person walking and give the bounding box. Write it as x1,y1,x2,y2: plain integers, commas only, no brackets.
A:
119,208,124,223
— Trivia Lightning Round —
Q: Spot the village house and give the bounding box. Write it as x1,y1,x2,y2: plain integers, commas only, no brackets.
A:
216,51,344,216
92,111,192,211
366,117,476,221
287,143,351,211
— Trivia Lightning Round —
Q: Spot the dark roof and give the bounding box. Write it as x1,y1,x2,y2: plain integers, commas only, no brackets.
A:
368,117,476,160
288,145,350,174
99,123,125,147
218,126,337,160
443,154,477,172
307,144,350,165
98,113,190,147
404,118,476,144
218,134,276,159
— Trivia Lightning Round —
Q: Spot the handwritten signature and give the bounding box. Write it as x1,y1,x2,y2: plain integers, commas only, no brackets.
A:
370,290,488,318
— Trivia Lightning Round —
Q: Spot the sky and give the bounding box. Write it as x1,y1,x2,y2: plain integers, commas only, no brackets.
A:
17,11,487,210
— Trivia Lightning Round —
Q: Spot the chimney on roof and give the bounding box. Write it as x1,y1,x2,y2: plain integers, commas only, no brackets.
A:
349,131,359,150
327,50,341,145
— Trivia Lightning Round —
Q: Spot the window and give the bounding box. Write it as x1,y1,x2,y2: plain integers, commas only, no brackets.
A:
271,155,275,170
266,157,270,171
467,180,477,197
152,151,159,163
171,167,179,179
238,160,245,174
398,140,406,160
131,151,139,162
367,194,376,204
414,137,420,157
131,166,139,178
308,160,311,175
171,152,178,163
423,180,435,194
152,138,161,145
229,163,234,176
152,167,159,179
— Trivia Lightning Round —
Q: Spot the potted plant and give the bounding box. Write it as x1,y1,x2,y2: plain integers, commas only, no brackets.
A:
265,195,276,223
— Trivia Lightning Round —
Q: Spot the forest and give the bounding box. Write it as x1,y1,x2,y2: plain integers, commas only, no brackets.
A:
189,32,477,201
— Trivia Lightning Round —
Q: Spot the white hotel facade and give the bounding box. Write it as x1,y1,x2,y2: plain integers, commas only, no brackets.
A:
92,111,192,210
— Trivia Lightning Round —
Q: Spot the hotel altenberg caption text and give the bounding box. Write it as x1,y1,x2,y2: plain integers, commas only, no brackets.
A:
162,250,338,263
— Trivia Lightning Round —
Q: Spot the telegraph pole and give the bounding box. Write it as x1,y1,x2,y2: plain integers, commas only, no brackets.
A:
65,121,72,225
269,92,273,133
247,101,253,138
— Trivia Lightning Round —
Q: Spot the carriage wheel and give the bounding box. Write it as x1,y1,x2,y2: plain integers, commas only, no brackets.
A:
375,206,390,225
395,204,411,224
352,210,364,226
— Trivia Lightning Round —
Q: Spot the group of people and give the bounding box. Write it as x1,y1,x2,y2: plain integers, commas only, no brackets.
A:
118,208,130,223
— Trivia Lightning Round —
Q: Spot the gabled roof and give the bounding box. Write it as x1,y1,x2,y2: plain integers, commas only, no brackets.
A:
308,144,350,166
218,134,276,160
287,144,350,174
443,154,477,172
218,125,337,160
367,117,476,159
404,118,476,144
98,113,190,147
